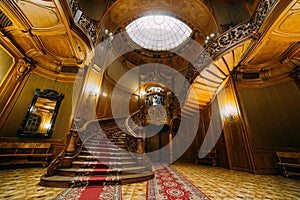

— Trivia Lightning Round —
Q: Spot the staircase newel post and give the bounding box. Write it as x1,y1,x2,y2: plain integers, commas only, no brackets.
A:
136,129,145,161
137,130,144,153
46,130,74,176
62,129,78,167
66,130,78,156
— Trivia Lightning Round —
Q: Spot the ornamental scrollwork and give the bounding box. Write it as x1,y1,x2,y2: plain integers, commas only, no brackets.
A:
12,59,33,83
173,0,278,120
78,14,97,43
195,0,278,66
125,135,137,153
147,105,168,125
67,0,98,44
68,0,79,15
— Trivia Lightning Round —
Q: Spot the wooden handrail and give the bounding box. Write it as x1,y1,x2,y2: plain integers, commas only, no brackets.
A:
46,130,74,176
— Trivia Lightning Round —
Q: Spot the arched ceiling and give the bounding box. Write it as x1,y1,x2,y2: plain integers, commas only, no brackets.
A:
1,0,299,119
101,0,219,37
100,0,220,82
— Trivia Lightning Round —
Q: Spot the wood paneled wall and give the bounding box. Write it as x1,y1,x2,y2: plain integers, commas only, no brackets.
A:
174,106,215,163
0,73,74,140
207,0,251,32
96,75,138,119
237,81,300,174
79,0,107,21
75,65,102,125
216,77,254,172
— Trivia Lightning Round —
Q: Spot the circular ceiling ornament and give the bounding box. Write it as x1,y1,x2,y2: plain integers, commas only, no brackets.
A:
125,14,192,51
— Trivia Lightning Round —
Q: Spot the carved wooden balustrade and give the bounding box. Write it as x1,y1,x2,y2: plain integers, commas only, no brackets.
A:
46,118,153,176
174,0,279,118
67,0,98,44
46,130,76,176
124,104,173,153
46,120,106,176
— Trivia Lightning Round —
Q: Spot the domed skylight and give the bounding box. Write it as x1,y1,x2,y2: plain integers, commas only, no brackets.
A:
125,14,192,51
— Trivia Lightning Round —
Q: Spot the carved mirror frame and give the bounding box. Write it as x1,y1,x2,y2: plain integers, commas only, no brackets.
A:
17,89,64,138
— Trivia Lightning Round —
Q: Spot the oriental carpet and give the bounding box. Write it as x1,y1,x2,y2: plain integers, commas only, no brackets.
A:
147,165,210,200
54,164,210,200
54,185,121,200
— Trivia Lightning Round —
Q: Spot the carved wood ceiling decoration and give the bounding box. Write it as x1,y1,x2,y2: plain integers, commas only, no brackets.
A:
98,0,220,75
99,0,300,117
0,0,299,117
236,0,300,86
101,0,219,35
0,0,95,82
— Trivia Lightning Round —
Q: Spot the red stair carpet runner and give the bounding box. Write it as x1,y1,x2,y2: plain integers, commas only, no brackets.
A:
54,164,210,200
147,165,210,200
54,185,121,200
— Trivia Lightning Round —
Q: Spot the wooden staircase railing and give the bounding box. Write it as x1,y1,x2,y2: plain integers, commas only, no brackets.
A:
46,130,74,176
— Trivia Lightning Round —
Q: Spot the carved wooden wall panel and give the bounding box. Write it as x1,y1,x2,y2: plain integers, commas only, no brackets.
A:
39,35,75,58
237,81,300,174
241,0,300,66
254,149,278,174
215,131,229,168
217,77,254,172
0,72,74,139
16,1,61,28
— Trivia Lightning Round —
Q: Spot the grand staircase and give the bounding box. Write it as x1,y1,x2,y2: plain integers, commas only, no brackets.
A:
40,127,154,187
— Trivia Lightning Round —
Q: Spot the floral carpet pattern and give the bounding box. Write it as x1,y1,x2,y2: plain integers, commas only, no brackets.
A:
147,165,210,200
54,164,210,200
54,185,121,200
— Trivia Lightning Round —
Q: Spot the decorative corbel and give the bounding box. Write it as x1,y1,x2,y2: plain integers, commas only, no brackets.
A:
12,58,34,83
260,68,270,81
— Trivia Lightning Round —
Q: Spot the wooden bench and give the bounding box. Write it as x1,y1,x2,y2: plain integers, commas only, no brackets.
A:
195,149,217,167
0,142,53,167
276,151,300,177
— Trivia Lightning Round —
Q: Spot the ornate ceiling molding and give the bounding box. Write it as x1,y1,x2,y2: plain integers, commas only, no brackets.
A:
101,0,219,40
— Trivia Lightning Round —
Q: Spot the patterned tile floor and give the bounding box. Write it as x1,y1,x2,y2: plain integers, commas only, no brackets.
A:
0,163,299,200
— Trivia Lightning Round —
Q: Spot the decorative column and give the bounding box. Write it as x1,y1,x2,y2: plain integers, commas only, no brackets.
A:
0,58,34,127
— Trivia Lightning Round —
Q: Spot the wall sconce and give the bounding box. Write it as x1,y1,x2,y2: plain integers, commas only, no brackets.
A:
103,29,113,41
223,104,237,121
88,91,97,97
88,88,99,97
205,33,215,46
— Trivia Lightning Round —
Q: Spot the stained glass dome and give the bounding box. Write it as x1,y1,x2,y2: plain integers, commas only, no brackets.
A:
125,14,192,51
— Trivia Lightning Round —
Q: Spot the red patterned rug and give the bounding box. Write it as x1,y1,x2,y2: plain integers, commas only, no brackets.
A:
54,185,121,200
54,165,210,199
147,165,210,200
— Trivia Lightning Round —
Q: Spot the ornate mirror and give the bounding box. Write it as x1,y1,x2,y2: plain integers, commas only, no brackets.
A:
17,89,64,138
